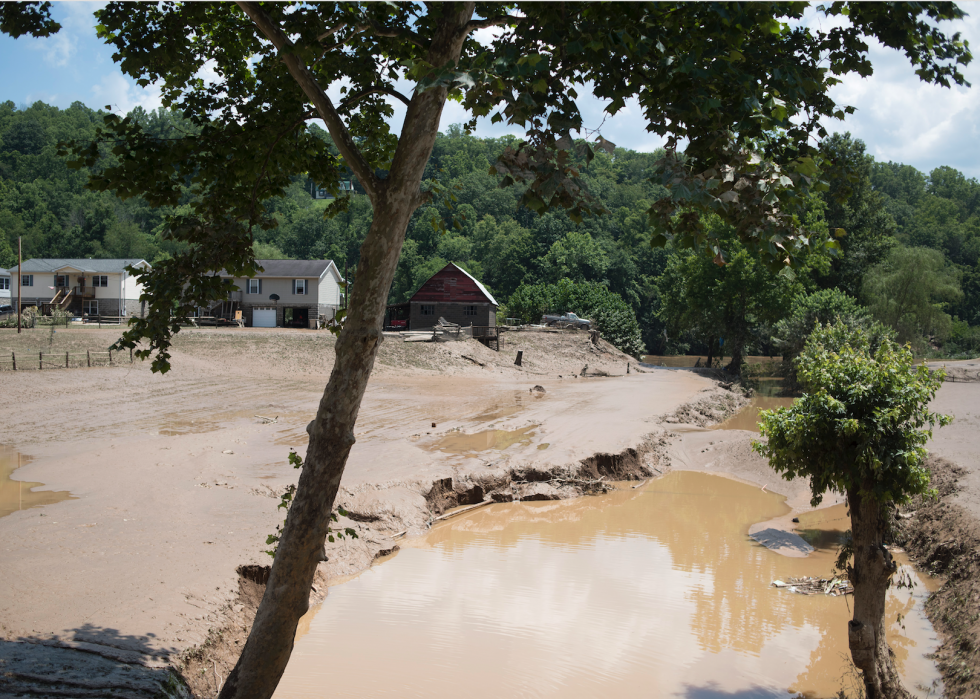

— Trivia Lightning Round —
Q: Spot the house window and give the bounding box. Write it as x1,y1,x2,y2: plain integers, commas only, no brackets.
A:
83,300,98,315
22,275,33,287
463,305,477,316
54,275,69,287
0,278,8,290
92,275,108,287
294,279,307,295
247,279,261,294
420,304,434,316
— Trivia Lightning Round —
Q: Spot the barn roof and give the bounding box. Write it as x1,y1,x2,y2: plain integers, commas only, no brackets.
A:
409,263,498,306
452,264,498,306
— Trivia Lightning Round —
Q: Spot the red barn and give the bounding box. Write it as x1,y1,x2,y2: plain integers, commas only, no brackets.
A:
386,263,498,330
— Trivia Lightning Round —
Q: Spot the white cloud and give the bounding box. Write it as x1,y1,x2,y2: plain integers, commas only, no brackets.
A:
824,12,980,177
91,73,163,115
26,28,76,67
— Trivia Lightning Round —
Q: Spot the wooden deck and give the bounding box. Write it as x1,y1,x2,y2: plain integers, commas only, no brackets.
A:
471,326,501,351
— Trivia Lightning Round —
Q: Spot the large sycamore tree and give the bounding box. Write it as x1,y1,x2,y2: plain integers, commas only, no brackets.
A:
1,2,971,697
755,323,950,699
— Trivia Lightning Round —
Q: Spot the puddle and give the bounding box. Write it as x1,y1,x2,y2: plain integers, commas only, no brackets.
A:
274,471,941,699
713,379,796,433
0,446,75,518
537,443,550,450
428,425,538,455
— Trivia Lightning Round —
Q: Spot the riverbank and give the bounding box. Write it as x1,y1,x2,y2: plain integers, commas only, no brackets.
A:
0,327,739,697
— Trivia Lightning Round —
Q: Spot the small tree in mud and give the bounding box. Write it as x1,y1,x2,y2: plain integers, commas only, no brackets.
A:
753,322,950,699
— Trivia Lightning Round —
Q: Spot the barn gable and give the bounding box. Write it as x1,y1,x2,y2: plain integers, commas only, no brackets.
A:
408,263,498,306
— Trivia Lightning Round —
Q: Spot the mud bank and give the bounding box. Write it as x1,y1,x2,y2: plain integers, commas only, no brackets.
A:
896,456,980,699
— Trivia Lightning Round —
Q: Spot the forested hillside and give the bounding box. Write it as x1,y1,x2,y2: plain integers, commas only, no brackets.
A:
2,101,979,361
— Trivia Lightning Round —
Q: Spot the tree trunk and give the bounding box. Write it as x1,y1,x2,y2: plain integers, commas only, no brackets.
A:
846,486,912,699
219,6,475,699
706,336,715,368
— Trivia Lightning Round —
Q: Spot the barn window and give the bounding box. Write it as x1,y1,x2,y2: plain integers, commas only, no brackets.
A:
421,304,434,316
463,305,477,316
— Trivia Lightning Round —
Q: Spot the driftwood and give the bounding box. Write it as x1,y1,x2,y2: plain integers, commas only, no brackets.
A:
460,355,485,367
255,415,279,424
771,576,853,596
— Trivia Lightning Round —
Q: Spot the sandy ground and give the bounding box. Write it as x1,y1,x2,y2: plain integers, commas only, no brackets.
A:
0,325,727,697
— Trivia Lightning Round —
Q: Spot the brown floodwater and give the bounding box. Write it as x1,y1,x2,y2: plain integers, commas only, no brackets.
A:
0,446,75,518
712,379,796,433
642,355,780,368
428,425,538,455
273,471,941,699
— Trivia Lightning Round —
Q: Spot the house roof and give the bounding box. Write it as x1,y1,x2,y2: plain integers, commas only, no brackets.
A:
17,258,149,274
227,259,342,280
451,263,498,306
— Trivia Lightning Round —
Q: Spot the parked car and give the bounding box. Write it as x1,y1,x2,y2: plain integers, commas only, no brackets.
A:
0,305,13,315
540,312,592,330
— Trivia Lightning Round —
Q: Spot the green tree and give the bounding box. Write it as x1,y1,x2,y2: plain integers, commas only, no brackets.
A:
508,278,644,356
817,133,897,296
862,246,962,345
657,221,805,372
7,2,970,697
754,322,950,699
771,287,890,361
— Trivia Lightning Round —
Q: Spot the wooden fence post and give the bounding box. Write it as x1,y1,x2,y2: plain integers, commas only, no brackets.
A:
130,347,133,363
39,351,43,370
87,350,91,368
108,349,112,365
65,351,69,368
11,351,15,371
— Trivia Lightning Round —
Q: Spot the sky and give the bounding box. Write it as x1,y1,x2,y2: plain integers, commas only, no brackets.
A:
1,2,978,178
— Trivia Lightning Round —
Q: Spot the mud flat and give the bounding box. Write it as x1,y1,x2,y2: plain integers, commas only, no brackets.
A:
0,327,732,697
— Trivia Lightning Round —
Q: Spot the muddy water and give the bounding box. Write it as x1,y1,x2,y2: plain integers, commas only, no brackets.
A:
428,425,538,455
274,472,940,698
713,379,796,433
642,355,779,367
0,446,75,518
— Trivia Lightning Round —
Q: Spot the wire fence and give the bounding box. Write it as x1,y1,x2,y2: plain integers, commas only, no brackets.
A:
0,347,133,371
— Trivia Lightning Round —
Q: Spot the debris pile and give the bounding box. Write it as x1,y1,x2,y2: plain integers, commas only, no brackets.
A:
771,576,853,596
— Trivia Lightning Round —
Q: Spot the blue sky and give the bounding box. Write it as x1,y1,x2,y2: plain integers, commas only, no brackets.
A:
2,2,978,178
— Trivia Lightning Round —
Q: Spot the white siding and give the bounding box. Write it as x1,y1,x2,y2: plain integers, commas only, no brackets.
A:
317,266,342,306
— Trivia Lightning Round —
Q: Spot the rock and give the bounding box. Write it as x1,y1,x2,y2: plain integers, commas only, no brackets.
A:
792,517,799,523
530,385,546,393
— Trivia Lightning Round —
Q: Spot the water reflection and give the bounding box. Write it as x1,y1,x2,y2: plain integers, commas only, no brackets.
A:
274,472,940,698
0,446,75,518
713,379,795,433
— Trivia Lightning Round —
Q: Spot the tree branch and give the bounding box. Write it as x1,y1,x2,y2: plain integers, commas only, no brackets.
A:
340,87,411,111
358,20,426,49
463,15,523,33
316,21,346,42
236,1,383,200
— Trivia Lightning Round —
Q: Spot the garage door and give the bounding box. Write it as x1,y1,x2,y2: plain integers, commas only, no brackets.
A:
252,309,276,328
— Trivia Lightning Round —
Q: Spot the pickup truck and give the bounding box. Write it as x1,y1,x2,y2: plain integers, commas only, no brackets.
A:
540,312,592,330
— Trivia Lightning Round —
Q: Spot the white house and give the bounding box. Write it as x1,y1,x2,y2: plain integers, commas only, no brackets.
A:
13,258,150,317
0,268,10,305
219,259,344,328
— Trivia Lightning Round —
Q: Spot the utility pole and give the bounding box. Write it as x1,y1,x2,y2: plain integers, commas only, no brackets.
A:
17,237,22,334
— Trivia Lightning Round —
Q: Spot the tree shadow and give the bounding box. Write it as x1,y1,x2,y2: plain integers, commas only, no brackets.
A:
0,625,190,698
